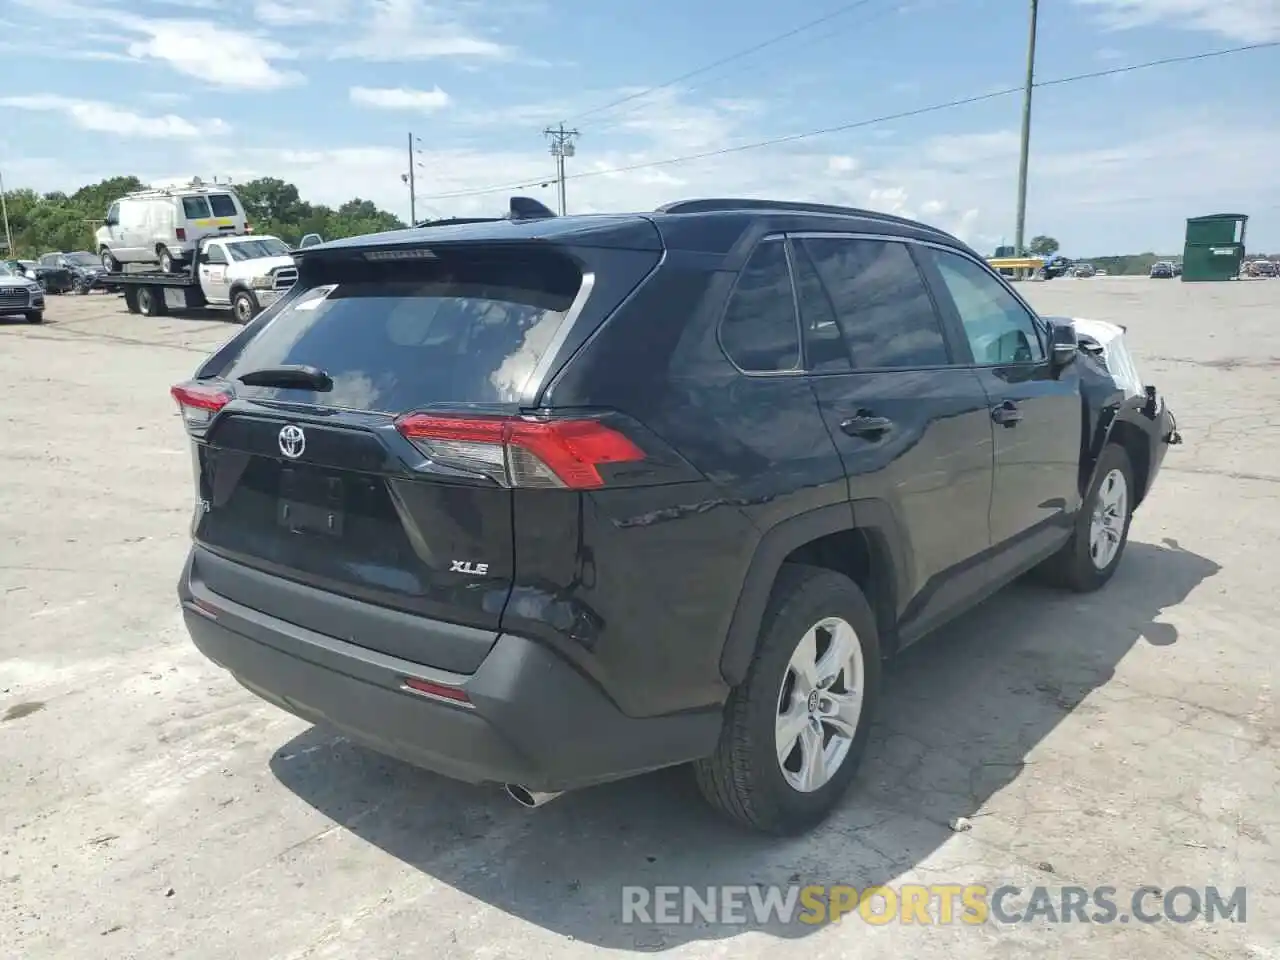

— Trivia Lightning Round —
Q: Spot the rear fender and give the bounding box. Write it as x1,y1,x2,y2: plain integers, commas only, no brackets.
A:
718,500,908,685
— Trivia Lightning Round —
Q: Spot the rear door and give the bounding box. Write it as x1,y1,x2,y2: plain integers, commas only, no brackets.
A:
187,244,600,668
792,234,995,629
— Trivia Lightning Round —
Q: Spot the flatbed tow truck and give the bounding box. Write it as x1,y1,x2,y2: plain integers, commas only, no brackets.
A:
110,233,298,323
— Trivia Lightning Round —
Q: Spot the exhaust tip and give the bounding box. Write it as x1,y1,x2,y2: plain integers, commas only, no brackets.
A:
505,784,562,808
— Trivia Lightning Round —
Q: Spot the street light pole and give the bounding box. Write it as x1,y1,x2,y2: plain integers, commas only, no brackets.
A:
543,123,579,216
407,131,417,226
1014,0,1039,256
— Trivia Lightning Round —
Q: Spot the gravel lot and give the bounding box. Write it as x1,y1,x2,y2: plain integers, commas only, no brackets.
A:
2,278,1277,959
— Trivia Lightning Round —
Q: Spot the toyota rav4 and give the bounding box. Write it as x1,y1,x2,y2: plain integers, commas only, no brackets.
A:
173,197,1180,834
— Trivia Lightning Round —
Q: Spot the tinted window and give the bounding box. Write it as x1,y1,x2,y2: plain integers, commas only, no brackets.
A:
182,196,212,219
225,252,582,412
931,250,1045,365
225,238,290,261
719,240,800,373
800,238,949,368
792,242,850,372
208,194,238,217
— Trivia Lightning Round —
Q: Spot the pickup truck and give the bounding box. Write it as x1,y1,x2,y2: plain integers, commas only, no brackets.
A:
112,234,297,323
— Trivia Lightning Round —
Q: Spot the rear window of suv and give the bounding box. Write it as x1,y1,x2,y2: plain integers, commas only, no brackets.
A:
225,249,583,411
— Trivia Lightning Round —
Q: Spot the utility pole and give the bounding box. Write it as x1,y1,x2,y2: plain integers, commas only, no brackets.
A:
401,133,424,225
543,123,579,215
0,164,12,256
1014,0,1039,256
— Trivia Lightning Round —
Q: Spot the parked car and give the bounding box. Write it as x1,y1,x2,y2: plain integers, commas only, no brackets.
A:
39,251,111,293
1245,259,1277,278
3,259,39,284
0,259,46,322
96,178,249,274
172,196,1180,834
1073,262,1096,278
1150,261,1175,279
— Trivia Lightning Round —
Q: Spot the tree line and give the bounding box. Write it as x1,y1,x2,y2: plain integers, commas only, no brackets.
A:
1,175,405,257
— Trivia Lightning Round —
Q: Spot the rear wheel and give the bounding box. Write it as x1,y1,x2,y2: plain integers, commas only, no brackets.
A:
694,564,880,834
136,285,167,317
232,289,260,324
123,286,141,314
1040,442,1134,592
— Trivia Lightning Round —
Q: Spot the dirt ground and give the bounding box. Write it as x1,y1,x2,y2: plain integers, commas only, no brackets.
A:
2,278,1277,959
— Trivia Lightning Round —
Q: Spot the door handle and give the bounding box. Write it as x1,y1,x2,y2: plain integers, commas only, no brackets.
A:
991,400,1022,426
840,414,893,439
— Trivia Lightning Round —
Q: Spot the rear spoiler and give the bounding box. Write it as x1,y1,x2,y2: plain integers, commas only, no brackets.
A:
414,196,556,229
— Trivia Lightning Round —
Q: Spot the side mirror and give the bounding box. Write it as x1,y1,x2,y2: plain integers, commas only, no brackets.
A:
1048,320,1077,372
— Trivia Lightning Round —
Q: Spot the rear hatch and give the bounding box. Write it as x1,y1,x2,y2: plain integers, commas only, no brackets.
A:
176,237,658,671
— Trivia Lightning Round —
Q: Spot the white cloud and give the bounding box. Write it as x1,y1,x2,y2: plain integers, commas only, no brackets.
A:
124,19,303,89
12,0,303,89
350,85,452,112
255,0,348,24
1075,0,1280,42
330,0,510,61
0,94,229,138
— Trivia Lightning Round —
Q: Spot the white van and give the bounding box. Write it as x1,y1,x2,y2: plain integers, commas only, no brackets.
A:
96,179,249,274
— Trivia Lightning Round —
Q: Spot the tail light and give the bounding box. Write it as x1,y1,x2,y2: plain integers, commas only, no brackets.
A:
395,413,645,489
176,227,187,241
171,381,231,437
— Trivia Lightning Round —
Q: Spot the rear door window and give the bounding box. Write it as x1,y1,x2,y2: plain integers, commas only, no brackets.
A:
224,251,583,411
182,196,212,219
208,194,239,217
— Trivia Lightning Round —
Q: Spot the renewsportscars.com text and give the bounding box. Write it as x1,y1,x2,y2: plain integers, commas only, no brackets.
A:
621,884,1247,927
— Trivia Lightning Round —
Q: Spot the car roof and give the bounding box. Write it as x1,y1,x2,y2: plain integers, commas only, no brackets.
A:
306,198,974,260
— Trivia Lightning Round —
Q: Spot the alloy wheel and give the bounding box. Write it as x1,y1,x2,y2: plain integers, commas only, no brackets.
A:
775,616,865,793
1089,467,1128,570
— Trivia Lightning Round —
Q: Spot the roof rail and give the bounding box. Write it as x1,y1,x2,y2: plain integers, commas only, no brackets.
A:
654,198,951,237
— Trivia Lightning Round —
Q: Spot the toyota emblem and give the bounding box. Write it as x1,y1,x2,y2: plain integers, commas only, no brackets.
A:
278,424,306,459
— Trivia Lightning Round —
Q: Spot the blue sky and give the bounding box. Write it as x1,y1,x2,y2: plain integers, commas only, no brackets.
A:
1,0,1277,254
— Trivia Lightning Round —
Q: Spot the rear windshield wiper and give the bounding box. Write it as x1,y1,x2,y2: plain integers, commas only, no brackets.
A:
236,365,333,391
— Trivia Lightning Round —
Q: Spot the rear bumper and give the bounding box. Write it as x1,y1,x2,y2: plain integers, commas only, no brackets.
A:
178,549,721,791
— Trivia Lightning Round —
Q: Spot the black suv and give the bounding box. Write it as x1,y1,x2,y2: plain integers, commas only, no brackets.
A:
174,198,1179,834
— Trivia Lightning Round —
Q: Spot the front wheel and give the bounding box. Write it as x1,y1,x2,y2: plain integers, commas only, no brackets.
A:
101,248,121,272
25,311,44,324
158,247,178,274
1041,442,1134,592
694,564,881,835
232,289,260,324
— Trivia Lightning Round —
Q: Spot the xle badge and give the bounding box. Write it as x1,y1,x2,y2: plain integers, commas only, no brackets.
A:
450,561,489,576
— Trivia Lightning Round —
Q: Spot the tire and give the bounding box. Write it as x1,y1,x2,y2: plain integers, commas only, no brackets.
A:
232,289,260,324
694,564,881,835
136,285,167,317
1040,442,1134,592
158,247,177,274
25,311,43,324
123,287,141,314
100,248,121,272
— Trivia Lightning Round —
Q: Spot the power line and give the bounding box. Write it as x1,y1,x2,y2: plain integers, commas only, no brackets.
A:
587,0,913,134
562,0,880,125
419,39,1280,203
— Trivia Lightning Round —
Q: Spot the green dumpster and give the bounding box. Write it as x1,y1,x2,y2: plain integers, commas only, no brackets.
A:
1182,214,1247,282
